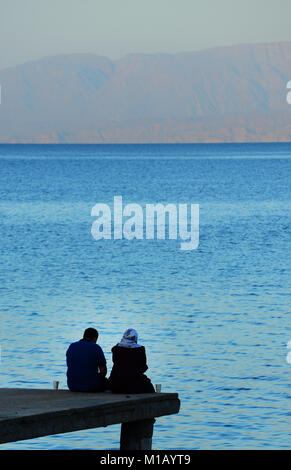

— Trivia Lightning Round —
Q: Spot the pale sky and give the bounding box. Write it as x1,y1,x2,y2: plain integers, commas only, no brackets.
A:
1,0,291,70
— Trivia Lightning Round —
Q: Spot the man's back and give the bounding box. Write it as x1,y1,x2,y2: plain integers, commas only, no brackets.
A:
66,339,106,392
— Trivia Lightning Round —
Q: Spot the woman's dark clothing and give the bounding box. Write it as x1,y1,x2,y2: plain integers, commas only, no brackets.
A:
108,345,155,393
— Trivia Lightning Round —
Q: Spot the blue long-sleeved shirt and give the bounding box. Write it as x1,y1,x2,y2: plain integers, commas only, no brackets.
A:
66,339,106,392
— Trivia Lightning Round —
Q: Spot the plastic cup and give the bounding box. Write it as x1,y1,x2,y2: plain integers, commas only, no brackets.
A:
53,380,59,390
155,384,162,393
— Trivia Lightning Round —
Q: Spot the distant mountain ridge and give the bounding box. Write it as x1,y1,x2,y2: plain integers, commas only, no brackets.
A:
1,42,291,143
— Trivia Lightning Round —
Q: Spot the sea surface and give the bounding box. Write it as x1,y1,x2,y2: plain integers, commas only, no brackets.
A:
0,143,290,449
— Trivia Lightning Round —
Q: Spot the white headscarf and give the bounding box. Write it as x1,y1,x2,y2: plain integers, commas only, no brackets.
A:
117,328,142,348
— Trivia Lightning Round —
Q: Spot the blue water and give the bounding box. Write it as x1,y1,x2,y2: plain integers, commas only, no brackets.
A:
0,143,290,449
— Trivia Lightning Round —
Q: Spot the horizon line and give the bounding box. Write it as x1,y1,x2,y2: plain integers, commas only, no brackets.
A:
1,39,291,72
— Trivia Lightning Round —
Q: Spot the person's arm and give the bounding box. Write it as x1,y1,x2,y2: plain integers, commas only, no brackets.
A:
99,364,107,377
96,345,107,376
66,345,71,367
138,346,148,373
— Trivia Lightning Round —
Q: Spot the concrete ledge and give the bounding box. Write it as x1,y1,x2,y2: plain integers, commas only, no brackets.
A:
0,388,180,444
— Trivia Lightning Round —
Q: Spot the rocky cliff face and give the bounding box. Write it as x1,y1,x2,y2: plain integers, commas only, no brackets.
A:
0,42,291,143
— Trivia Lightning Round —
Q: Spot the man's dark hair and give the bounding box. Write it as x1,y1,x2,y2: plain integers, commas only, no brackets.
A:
83,327,98,341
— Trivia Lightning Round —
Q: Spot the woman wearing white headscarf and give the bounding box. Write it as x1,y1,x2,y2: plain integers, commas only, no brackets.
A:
108,329,155,393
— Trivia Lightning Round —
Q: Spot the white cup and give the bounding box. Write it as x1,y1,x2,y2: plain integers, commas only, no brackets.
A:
155,384,162,393
53,380,59,390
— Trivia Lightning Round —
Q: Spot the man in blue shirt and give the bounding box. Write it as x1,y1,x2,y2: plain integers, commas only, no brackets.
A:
66,327,108,392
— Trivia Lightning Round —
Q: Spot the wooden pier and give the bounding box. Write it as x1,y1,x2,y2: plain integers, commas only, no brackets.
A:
0,388,180,450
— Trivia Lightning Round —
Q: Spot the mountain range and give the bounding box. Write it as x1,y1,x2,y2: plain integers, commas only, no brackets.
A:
0,41,291,143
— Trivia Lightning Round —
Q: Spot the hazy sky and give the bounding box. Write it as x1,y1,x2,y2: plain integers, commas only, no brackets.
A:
1,0,291,70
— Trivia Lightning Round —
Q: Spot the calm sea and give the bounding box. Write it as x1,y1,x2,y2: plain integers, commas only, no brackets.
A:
0,143,290,449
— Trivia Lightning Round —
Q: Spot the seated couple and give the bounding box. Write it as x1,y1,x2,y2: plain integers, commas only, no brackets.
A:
66,327,155,394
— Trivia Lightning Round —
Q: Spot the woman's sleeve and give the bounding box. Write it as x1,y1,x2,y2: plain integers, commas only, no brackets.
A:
138,346,148,373
111,347,117,363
